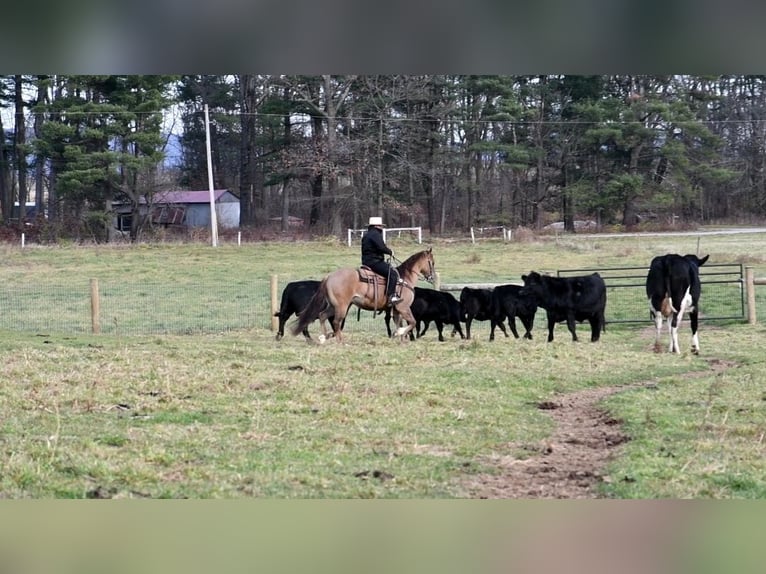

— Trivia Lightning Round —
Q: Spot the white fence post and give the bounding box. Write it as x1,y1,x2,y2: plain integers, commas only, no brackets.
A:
347,226,421,246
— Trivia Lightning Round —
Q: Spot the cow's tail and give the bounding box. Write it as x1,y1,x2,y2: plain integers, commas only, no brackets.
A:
661,257,678,314
292,279,330,336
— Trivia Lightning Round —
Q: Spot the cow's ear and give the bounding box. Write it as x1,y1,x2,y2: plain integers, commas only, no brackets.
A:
699,254,709,266
521,274,528,282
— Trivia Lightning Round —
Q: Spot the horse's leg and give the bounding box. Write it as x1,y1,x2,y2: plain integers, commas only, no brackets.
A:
394,306,416,340
314,311,330,344
388,308,398,339
332,303,350,343
316,311,330,344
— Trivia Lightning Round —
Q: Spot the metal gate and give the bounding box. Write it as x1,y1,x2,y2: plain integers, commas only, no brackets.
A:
557,263,745,324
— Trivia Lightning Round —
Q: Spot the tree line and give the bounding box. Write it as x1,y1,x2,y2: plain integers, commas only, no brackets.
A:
1,75,764,242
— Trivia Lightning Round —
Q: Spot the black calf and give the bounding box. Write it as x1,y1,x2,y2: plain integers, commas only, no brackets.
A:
520,272,606,342
274,280,339,340
384,287,465,341
459,286,508,341
492,284,538,340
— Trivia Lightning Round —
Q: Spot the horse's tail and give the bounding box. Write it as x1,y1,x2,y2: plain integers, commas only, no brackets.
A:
292,279,330,336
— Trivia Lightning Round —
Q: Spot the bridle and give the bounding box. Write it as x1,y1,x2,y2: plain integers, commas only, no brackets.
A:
422,254,435,284
392,252,435,284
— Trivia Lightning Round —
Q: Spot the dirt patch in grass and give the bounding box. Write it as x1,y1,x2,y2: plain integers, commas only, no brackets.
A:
461,384,637,499
462,353,741,498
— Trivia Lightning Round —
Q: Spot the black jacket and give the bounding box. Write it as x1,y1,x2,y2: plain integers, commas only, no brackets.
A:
361,226,392,266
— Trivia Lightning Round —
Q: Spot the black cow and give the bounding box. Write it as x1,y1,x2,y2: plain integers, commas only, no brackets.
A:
384,287,465,341
520,272,606,342
645,253,709,354
492,283,538,340
274,280,340,341
459,287,509,341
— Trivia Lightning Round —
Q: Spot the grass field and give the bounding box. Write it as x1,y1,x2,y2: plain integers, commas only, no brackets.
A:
1,230,766,498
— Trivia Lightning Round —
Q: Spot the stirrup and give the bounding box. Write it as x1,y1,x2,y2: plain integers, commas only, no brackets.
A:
389,295,402,305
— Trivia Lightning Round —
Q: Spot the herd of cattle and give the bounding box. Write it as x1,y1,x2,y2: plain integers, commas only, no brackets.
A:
275,252,709,354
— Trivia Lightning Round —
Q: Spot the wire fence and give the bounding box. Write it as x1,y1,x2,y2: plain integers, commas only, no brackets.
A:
0,277,387,336
0,266,758,337
557,263,746,323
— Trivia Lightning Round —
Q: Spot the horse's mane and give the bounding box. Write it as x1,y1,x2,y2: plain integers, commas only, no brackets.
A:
397,250,429,275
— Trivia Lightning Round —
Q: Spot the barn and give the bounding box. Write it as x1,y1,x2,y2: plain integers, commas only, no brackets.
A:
114,190,240,231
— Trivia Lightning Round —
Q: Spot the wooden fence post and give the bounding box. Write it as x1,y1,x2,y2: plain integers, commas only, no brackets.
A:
270,275,279,331
90,278,100,334
746,266,756,325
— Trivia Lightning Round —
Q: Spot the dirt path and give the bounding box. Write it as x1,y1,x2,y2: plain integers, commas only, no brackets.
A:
462,384,639,498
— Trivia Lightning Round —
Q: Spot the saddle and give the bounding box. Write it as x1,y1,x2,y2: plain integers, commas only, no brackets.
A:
357,266,386,285
358,266,402,312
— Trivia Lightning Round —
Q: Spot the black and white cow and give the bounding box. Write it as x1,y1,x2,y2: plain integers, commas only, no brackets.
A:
645,253,709,354
384,287,465,341
520,271,606,342
274,280,340,340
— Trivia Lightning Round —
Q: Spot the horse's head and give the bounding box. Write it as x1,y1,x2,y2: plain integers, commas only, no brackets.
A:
398,247,435,283
420,247,435,283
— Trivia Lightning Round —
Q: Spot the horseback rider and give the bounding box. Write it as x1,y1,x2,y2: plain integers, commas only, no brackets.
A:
361,216,402,306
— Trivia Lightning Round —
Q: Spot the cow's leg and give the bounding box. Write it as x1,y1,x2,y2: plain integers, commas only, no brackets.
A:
665,314,675,353
546,313,556,342
275,314,287,340
408,317,417,341
689,308,700,354
566,312,578,342
465,317,473,340
520,314,533,340
650,305,664,352
490,315,508,340
496,318,510,338
435,320,445,342
670,287,692,354
384,307,393,337
589,314,601,342
507,315,521,339
669,313,681,354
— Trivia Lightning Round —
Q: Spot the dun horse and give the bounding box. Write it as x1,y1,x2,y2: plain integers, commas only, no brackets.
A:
292,248,435,342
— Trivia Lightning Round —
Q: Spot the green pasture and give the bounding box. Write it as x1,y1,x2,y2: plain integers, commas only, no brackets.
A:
1,231,766,498
0,232,762,335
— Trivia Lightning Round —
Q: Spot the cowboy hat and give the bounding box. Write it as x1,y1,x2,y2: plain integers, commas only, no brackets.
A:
368,216,386,227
